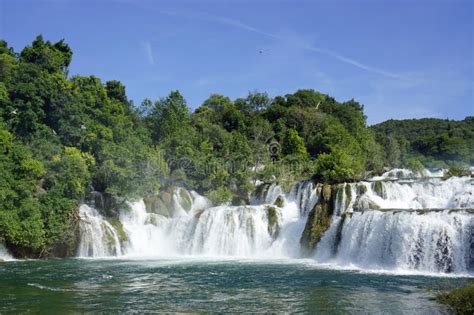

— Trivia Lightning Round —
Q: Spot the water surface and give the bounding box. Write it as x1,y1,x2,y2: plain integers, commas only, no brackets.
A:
0,258,462,313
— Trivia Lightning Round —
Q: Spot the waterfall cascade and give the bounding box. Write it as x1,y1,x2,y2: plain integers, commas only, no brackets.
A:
0,243,13,261
316,174,474,274
77,205,122,257
332,176,473,214
76,170,474,275
78,183,313,258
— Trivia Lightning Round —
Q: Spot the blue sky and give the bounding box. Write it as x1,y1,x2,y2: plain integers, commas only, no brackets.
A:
1,0,472,124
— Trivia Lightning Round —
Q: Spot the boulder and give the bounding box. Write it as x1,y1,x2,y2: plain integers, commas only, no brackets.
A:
300,184,335,254
266,206,280,238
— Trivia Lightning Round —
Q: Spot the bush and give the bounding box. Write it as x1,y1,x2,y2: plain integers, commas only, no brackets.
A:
436,281,474,314
314,149,356,183
444,166,472,178
405,158,424,175
206,186,233,205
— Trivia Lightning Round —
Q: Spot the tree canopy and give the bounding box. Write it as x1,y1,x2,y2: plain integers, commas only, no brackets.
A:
1,36,470,257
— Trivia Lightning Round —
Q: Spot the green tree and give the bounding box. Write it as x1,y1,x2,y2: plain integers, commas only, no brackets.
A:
149,91,190,143
282,128,308,157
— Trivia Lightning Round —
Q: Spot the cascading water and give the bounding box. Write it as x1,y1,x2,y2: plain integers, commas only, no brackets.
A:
78,183,315,258
119,184,308,258
289,181,320,216
315,210,473,273
0,243,13,261
77,204,122,257
315,175,474,274
333,176,474,213
76,170,473,275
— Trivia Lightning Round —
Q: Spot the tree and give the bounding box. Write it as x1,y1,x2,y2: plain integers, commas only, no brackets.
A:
282,128,308,157
19,35,72,73
106,80,128,105
387,136,401,167
149,91,190,143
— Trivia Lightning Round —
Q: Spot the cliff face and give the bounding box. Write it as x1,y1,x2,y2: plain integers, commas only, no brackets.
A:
300,184,335,255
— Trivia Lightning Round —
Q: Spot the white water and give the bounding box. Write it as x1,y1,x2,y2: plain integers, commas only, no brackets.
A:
0,243,14,261
333,176,474,214
315,210,473,274
119,185,307,258
316,175,474,274
77,172,474,275
370,168,445,181
77,205,122,257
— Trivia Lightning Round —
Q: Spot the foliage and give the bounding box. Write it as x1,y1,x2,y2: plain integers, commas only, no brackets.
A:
436,281,474,314
405,158,425,175
206,186,233,205
0,37,167,256
372,117,474,168
282,128,308,157
444,166,472,178
1,36,470,257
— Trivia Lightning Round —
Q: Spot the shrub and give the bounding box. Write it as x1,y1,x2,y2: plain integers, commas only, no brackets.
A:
436,281,474,314
444,167,471,178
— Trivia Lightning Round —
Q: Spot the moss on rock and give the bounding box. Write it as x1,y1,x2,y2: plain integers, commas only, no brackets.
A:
266,206,280,238
274,196,284,208
178,188,193,211
322,184,332,202
372,181,384,198
143,195,171,217
47,208,81,258
344,184,352,209
356,184,367,195
300,185,334,255
107,218,127,243
300,204,332,253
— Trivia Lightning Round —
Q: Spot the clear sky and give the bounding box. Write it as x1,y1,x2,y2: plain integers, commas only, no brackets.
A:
0,0,472,124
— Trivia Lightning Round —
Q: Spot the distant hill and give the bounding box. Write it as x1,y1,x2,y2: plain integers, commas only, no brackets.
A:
371,117,474,168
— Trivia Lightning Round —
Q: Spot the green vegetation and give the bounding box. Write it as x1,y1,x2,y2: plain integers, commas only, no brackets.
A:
300,185,334,252
372,117,474,168
274,196,284,208
371,181,384,197
436,281,474,314
406,157,425,175
344,184,352,209
266,206,279,237
444,166,472,178
1,36,471,258
0,37,167,257
107,218,127,243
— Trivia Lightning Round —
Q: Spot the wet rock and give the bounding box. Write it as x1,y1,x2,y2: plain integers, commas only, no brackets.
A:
274,196,284,208
300,185,335,255
266,206,280,238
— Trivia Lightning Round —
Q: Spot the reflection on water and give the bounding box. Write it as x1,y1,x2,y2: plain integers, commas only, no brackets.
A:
0,259,458,313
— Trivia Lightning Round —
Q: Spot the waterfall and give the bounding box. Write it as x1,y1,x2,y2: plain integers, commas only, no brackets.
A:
250,182,284,205
120,197,304,258
334,176,474,212
75,171,474,275
77,205,122,257
289,181,319,216
314,210,473,274
0,243,13,261
77,184,314,258
314,174,474,274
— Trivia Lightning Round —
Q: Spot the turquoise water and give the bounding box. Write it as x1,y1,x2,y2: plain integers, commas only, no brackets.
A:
0,258,464,313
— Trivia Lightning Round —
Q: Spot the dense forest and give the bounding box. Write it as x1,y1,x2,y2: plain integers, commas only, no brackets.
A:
372,117,474,168
0,36,472,257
